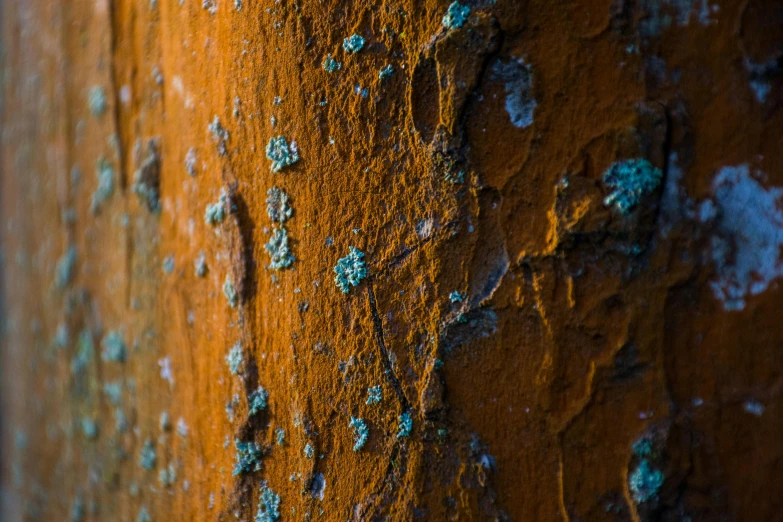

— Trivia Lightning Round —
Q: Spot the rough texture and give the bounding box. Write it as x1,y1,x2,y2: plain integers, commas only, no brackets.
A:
1,1,782,521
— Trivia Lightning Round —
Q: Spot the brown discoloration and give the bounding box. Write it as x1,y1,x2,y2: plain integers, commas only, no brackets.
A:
2,1,782,521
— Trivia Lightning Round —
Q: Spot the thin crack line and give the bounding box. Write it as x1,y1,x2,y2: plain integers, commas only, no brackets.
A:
366,283,410,411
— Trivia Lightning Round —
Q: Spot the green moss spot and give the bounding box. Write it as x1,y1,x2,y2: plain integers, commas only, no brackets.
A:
349,417,369,451
334,246,367,293
265,136,299,172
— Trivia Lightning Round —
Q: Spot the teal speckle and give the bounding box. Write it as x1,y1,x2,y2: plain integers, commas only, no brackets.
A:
366,385,382,405
275,427,285,445
334,246,367,294
101,330,126,363
255,483,281,522
602,159,663,214
264,227,295,270
162,255,175,274
349,417,369,451
442,1,470,29
396,411,413,439
265,136,299,172
81,417,98,440
248,386,269,416
628,459,664,503
304,443,314,458
322,54,342,73
342,34,365,54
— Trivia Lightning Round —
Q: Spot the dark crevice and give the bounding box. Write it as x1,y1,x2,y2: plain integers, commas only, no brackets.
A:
366,283,410,411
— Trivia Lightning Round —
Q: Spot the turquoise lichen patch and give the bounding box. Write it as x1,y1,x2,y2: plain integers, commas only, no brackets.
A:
71,330,94,374
449,291,465,303
264,227,295,270
304,443,314,458
139,440,157,470
342,34,365,54
396,411,413,439
322,54,342,73
334,246,367,293
602,158,663,214
204,189,227,225
55,247,77,289
366,385,382,405
101,330,127,363
265,136,299,172
233,439,262,475
442,1,470,29
275,427,285,445
90,158,115,214
628,459,664,503
266,186,293,223
226,342,243,375
256,483,281,522
349,417,369,451
208,116,229,156
88,85,107,116
223,275,239,307
248,386,269,416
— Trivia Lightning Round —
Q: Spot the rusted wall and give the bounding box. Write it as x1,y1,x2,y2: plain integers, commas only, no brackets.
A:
1,0,782,521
